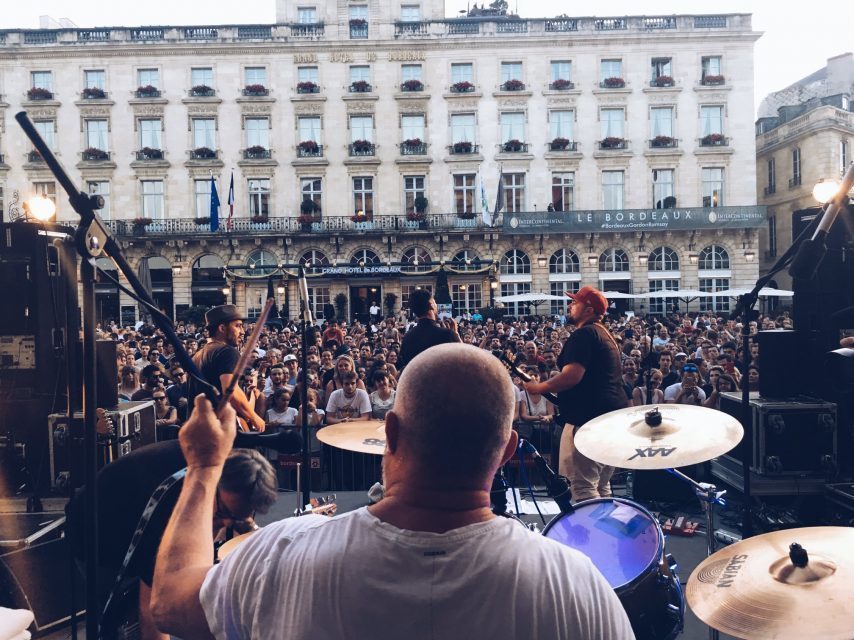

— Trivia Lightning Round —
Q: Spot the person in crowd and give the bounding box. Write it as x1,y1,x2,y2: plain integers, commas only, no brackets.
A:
118,365,141,402
322,320,346,348
633,369,665,406
150,346,633,640
153,389,180,439
704,372,738,410
282,353,299,387
369,370,396,420
518,367,556,426
747,364,761,391
240,368,266,423
164,367,190,424
664,363,707,405
265,388,297,429
325,370,372,424
296,388,325,428
657,351,679,389
324,354,367,400
132,364,164,401
397,289,460,371
263,364,289,398
523,286,628,502
620,358,638,402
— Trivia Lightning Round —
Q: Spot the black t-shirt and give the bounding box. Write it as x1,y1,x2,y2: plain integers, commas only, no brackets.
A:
398,318,457,371
187,341,240,413
557,323,628,426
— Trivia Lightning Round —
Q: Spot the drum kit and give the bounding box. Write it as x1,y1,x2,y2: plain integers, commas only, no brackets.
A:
316,407,854,640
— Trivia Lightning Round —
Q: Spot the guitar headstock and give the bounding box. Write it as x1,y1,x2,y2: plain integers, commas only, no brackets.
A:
295,494,338,517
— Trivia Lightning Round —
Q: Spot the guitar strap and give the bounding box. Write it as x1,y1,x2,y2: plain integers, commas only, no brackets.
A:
100,468,187,633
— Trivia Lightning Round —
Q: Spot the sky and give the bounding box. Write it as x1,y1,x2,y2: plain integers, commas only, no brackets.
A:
0,0,850,116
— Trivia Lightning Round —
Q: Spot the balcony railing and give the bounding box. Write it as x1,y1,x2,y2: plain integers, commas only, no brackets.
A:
649,137,678,149
449,143,479,155
296,83,320,94
501,141,529,153
394,21,429,36
135,149,164,161
27,150,44,163
189,148,218,160
349,82,373,93
349,142,376,157
694,16,727,28
81,149,111,162
548,140,578,152
599,138,628,150
23,31,58,45
497,21,528,33
77,29,111,41
642,17,677,29
400,142,427,155
238,26,272,39
243,147,272,160
349,25,369,39
189,86,216,97
549,80,575,90
764,185,776,196
130,28,164,41
789,176,802,188
184,27,218,40
135,87,162,98
594,18,627,30
699,135,728,147
297,145,324,158
447,21,479,35
242,86,269,97
290,23,324,38
545,18,578,31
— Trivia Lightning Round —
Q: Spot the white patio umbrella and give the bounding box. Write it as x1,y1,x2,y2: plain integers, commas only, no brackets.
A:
600,291,637,299
495,291,566,302
717,287,794,298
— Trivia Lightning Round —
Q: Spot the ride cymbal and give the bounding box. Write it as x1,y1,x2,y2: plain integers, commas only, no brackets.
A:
316,420,386,455
687,527,854,639
574,404,743,469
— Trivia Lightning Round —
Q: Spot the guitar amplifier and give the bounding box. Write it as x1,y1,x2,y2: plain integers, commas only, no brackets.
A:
48,400,156,491
718,392,837,476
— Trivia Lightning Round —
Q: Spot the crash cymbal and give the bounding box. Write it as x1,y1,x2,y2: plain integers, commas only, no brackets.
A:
687,527,854,640
316,420,386,455
574,404,743,469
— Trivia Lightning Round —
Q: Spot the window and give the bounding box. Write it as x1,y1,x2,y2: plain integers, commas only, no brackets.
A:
33,182,57,207
297,7,317,23
792,148,801,186
500,62,522,83
299,116,321,142
550,281,578,315
551,60,571,82
88,181,110,220
500,282,531,316
451,63,473,84
450,113,475,143
246,249,278,277
349,65,370,84
701,105,724,136
599,248,629,272
648,246,679,271
651,57,672,81
549,248,579,274
768,214,777,258
501,249,531,275
652,169,675,208
600,108,625,139
401,284,432,310
503,173,525,213
192,118,216,149
699,245,730,270
701,56,722,79
139,118,162,149
351,248,380,265
550,110,574,140
400,246,432,273
453,174,476,214
699,278,730,312
137,69,159,88
702,168,724,207
551,173,574,211
191,67,213,88
84,70,105,90
500,112,525,142
767,157,776,193
248,179,270,217
349,5,368,20
843,140,849,176
85,119,109,151
401,64,422,82
403,175,425,214
602,171,624,210
31,71,53,91
451,283,481,316
401,5,421,22
194,179,211,218
307,287,330,319
452,249,482,272
600,59,622,81
650,107,674,138
401,115,425,140
352,177,374,217
649,279,679,314
350,115,373,142
301,178,322,213
245,117,269,148
297,66,319,83
34,120,55,149
301,249,329,274
245,67,266,86
141,180,164,220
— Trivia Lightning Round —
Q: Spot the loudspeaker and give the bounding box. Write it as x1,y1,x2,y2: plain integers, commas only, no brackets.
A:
0,537,85,634
756,330,801,398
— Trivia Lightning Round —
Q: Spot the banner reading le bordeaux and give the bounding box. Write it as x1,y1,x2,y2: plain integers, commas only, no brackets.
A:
503,206,767,234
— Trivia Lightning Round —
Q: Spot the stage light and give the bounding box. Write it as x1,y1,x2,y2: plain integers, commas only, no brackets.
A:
812,179,841,204
26,195,56,221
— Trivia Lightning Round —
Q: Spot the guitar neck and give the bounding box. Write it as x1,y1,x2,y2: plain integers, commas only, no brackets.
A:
500,356,560,406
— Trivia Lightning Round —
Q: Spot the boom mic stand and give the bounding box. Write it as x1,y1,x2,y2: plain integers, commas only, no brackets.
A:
297,267,313,507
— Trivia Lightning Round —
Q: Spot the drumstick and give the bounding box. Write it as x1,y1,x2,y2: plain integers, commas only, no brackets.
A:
216,298,274,417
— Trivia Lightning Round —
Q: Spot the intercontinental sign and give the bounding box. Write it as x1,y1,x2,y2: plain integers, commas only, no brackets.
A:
503,206,766,234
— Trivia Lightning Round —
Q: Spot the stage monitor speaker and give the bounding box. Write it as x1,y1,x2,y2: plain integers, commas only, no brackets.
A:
756,330,801,398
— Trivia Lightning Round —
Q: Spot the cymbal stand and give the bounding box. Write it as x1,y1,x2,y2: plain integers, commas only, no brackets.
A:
667,468,726,640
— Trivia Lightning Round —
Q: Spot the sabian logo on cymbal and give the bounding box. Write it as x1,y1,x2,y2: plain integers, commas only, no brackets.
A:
716,554,748,588
362,438,385,447
628,446,676,460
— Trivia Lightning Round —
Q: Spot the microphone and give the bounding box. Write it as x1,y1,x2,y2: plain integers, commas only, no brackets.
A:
789,163,854,281
233,429,302,454
518,439,573,513
298,267,314,325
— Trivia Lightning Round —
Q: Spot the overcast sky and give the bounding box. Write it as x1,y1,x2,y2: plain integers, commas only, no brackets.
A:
0,0,849,115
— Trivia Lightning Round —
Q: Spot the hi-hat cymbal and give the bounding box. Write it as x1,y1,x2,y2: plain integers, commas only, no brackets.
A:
316,420,386,455
574,404,743,469
687,527,854,639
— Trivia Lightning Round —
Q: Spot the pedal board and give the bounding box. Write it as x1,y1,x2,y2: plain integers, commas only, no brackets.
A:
662,516,699,536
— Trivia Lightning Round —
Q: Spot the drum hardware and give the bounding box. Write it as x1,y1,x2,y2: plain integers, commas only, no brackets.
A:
315,420,386,455
518,439,572,513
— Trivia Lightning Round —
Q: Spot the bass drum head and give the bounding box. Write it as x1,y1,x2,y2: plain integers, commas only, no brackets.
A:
543,497,663,591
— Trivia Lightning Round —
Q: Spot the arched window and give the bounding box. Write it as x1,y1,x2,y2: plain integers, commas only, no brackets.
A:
245,249,278,276
648,246,679,272
350,248,380,266
451,249,481,272
599,248,629,272
300,249,329,275
191,254,225,283
500,249,530,275
400,246,432,273
699,245,730,270
549,248,579,274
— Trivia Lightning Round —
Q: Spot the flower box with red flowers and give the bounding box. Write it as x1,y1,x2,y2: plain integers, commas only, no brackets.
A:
550,137,570,151
501,79,525,91
27,87,54,100
503,139,524,152
135,85,161,98
654,75,674,87
702,75,725,86
401,79,424,92
450,81,474,93
190,84,215,97
296,81,319,94
550,79,574,90
602,77,625,88
600,137,626,149
701,133,726,146
82,87,106,99
243,84,269,96
350,80,372,93
651,135,676,148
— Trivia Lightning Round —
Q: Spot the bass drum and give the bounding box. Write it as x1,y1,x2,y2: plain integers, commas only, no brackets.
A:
543,497,684,640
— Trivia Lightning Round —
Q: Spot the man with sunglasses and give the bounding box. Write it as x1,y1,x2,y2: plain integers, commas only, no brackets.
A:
664,363,707,405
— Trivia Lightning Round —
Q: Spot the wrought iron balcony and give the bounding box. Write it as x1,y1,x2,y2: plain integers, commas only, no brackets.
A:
189,85,216,97
134,86,161,99
501,141,528,153
548,140,578,152
599,138,628,150
449,143,478,155
699,134,728,147
243,147,272,160
81,149,111,162
27,150,44,163
81,88,107,99
297,144,324,158
549,80,574,90
649,136,678,149
400,141,427,155
135,148,164,161
349,142,375,157
349,24,369,39
189,148,218,160
349,81,373,93
242,85,269,97
296,82,320,94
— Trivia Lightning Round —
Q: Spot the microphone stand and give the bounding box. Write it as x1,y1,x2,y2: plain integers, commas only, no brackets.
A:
298,268,312,508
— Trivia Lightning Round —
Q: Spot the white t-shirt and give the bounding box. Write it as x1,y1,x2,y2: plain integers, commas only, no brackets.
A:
265,406,297,427
325,388,372,418
200,507,634,640
663,381,706,404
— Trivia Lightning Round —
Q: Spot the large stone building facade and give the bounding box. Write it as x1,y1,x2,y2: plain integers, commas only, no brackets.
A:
0,2,762,323
756,52,854,291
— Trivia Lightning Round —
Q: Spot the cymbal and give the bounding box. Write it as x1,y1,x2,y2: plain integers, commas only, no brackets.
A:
574,404,743,469
316,420,386,455
687,527,854,639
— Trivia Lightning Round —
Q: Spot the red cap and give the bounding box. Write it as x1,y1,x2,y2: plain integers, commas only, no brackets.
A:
565,286,608,316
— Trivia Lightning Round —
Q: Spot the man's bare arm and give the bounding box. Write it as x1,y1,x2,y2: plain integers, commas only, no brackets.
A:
220,373,265,431
525,363,585,395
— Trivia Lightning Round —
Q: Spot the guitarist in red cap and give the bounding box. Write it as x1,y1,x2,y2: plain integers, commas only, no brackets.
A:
523,286,627,502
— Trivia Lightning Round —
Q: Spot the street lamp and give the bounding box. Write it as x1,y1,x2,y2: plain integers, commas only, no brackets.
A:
24,195,56,221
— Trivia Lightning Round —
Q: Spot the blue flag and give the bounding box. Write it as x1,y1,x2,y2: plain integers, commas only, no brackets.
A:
210,176,220,231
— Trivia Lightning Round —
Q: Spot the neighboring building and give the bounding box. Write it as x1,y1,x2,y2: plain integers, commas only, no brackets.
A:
756,52,854,291
0,2,762,323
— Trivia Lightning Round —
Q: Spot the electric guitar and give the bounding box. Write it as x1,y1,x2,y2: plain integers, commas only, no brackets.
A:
499,352,566,427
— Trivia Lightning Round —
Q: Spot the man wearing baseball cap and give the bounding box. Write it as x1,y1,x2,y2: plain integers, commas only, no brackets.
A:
187,305,266,431
523,286,627,502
